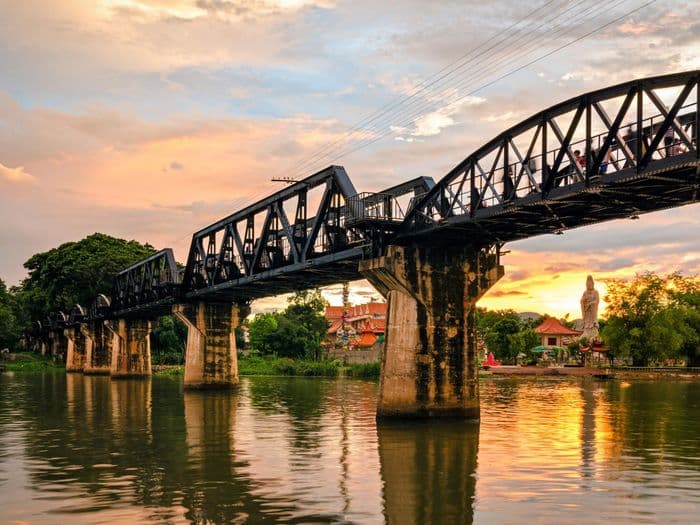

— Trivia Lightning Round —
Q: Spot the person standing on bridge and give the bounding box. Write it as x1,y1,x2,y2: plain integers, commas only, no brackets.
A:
664,126,674,157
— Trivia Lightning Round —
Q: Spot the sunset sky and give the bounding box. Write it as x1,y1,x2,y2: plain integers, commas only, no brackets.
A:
0,0,698,318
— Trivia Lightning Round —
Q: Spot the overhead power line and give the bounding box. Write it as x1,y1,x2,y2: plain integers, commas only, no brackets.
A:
279,0,658,180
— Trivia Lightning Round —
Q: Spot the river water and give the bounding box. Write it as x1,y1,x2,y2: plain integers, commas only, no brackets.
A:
0,372,699,524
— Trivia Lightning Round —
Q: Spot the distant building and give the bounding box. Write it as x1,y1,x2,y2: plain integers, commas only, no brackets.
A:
534,317,582,347
325,301,387,350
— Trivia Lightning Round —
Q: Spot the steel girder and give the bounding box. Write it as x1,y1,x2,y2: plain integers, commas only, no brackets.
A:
110,248,180,317
180,165,368,301
397,70,700,245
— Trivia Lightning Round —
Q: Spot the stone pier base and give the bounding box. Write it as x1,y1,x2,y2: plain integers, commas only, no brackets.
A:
64,326,86,372
82,322,112,375
48,330,68,364
107,319,152,378
360,243,503,419
174,302,247,389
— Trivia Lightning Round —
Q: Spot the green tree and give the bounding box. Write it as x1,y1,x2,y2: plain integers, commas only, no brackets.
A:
151,316,187,365
247,289,330,360
602,272,700,366
484,317,522,363
0,278,20,350
15,233,156,323
248,313,279,355
507,328,540,362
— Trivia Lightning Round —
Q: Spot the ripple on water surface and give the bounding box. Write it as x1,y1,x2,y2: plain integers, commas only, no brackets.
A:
1,372,699,523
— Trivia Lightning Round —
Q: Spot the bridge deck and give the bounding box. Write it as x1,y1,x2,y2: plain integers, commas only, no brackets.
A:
407,153,698,245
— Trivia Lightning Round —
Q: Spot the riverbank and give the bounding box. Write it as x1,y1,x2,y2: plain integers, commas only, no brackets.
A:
154,357,381,379
484,365,700,380
485,366,604,377
1,353,64,372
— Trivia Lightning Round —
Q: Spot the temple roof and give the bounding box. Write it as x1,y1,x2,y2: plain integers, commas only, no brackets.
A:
325,302,387,321
534,317,582,336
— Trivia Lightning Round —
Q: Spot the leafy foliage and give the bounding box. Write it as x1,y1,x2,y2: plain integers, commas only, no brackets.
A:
238,355,340,376
247,289,330,359
151,316,187,365
477,309,530,363
602,272,700,366
0,278,20,350
16,233,156,322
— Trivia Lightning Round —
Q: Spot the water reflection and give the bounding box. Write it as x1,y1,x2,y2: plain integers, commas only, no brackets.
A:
378,420,478,525
1,373,700,523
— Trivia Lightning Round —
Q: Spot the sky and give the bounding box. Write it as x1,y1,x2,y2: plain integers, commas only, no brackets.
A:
0,0,698,318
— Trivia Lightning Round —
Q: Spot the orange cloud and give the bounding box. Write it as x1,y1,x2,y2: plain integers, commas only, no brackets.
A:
0,161,34,183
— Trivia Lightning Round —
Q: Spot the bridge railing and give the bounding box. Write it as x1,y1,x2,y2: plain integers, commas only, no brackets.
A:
400,71,699,236
347,192,406,224
111,248,180,312
181,165,369,296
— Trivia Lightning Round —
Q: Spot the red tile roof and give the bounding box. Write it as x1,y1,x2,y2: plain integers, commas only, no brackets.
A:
325,306,344,320
325,302,387,321
356,332,378,347
534,317,582,336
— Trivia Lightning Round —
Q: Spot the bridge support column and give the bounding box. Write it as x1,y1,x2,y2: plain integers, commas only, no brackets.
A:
360,244,503,419
107,319,152,378
64,326,86,372
48,330,68,364
82,323,111,375
173,302,248,389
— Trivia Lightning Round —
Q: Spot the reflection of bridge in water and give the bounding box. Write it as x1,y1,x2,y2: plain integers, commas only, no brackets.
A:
6,373,479,523
32,71,700,418
6,373,700,523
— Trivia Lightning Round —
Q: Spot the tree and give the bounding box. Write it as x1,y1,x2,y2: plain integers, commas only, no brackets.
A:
15,233,156,323
248,313,278,355
602,272,700,366
484,317,522,363
247,289,330,360
151,316,187,365
0,278,20,350
507,328,540,362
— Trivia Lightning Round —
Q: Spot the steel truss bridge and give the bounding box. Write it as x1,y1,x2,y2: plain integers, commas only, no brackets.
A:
36,70,700,332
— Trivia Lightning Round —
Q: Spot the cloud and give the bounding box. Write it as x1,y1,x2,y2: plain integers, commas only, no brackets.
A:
0,162,34,183
488,290,528,297
616,19,656,35
391,96,485,139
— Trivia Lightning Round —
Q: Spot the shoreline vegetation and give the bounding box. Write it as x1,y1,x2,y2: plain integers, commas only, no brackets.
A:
4,353,699,381
1,353,65,372
154,356,382,379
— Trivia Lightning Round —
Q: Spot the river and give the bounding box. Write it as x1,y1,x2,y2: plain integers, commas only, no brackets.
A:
1,372,699,524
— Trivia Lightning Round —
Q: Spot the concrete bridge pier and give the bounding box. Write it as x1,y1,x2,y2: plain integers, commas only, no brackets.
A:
174,302,249,389
64,326,86,372
360,243,503,419
81,322,112,375
106,319,152,378
48,330,68,364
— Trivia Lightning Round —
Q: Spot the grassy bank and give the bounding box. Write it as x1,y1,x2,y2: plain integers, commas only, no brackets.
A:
153,366,184,377
153,358,380,378
0,354,381,379
1,353,64,372
239,356,381,379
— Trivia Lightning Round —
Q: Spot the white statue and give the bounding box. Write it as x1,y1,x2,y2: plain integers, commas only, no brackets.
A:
580,275,600,341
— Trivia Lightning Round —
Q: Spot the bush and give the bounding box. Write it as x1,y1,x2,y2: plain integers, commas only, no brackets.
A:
3,353,64,372
237,355,340,377
345,361,381,379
